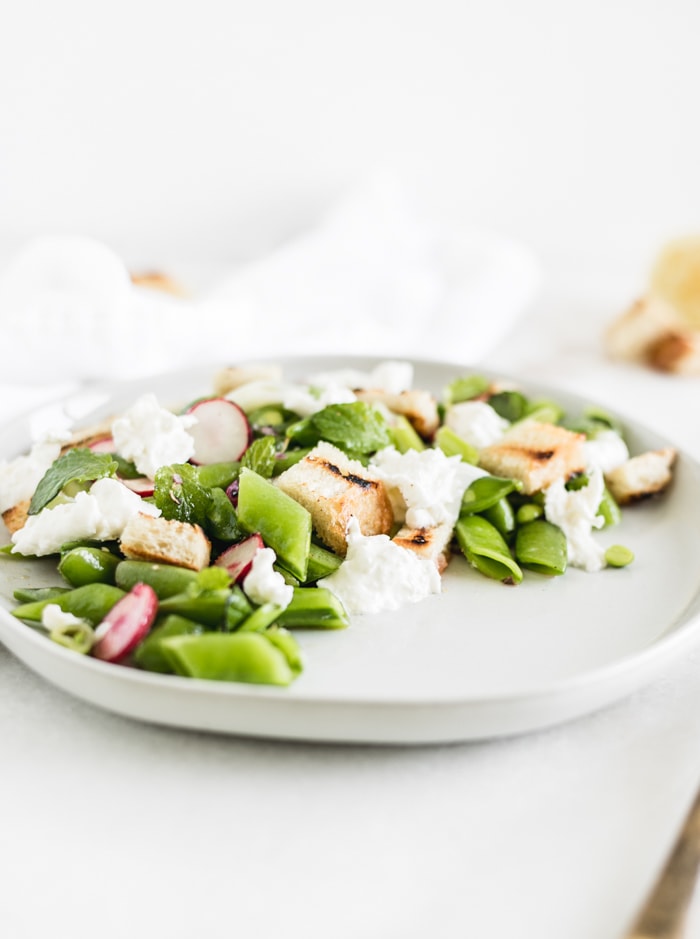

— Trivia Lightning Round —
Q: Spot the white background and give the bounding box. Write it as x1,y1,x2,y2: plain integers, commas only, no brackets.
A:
1,0,699,275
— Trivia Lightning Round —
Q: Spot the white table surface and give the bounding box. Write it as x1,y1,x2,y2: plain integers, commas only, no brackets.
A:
3,269,700,939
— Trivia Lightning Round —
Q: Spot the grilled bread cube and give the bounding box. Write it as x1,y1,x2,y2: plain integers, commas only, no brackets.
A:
274,441,393,556
604,448,676,505
120,514,211,570
2,499,30,535
354,389,440,439
213,364,284,397
479,421,585,495
392,521,453,573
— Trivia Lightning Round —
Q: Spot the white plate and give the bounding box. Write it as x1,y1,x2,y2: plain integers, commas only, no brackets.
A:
1,356,699,745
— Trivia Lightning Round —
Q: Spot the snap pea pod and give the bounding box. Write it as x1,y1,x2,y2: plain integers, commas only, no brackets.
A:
520,401,564,425
455,516,523,584
276,587,349,630
205,486,243,541
272,448,312,476
488,390,527,422
12,583,125,624
461,476,521,516
443,374,489,406
195,462,240,490
13,586,71,603
515,520,568,576
598,487,621,528
389,416,426,454
434,426,479,464
49,619,95,655
265,626,304,676
482,498,516,538
115,560,200,599
515,503,543,525
304,543,342,583
134,614,206,673
159,632,298,685
58,546,120,587
237,602,283,633
158,588,232,628
237,468,311,581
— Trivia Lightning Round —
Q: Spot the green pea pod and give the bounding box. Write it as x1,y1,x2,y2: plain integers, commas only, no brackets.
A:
49,620,95,655
442,374,489,406
205,486,243,542
237,602,284,633
159,632,297,685
265,626,303,675
12,583,125,624
482,498,516,538
158,588,232,628
389,416,426,454
272,448,312,476
134,614,206,673
434,426,479,464
237,468,311,581
488,390,527,422
195,462,240,490
13,586,71,604
522,401,565,425
224,587,255,631
304,543,342,583
461,476,521,516
276,587,349,630
515,503,543,525
115,560,199,599
598,487,621,528
58,546,121,587
455,516,523,584
515,520,568,576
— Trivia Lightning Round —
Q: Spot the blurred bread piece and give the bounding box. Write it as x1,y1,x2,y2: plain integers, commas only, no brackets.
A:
130,271,189,298
604,448,676,505
2,499,29,535
605,295,700,375
120,514,211,570
213,364,284,397
650,236,700,328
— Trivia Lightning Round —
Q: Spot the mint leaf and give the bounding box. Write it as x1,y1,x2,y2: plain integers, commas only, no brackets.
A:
29,449,118,515
287,402,391,456
153,463,211,526
241,437,277,478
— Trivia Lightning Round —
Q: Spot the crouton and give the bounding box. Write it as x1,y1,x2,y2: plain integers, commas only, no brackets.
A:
604,448,676,505
479,421,585,495
393,521,453,573
274,441,393,556
213,364,284,397
130,271,188,297
354,389,440,439
647,331,700,375
120,514,211,570
650,235,700,328
605,296,682,363
62,420,116,453
2,499,30,535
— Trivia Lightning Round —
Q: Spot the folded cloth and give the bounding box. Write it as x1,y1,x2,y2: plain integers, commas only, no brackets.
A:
0,176,540,386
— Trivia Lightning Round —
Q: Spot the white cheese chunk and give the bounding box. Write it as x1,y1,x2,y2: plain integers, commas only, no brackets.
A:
308,360,414,395
11,477,160,557
371,445,484,529
444,401,509,449
0,439,62,514
544,467,606,572
242,547,293,609
41,604,88,632
111,393,195,479
582,430,629,474
320,517,441,614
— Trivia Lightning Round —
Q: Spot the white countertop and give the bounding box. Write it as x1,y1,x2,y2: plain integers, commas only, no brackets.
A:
3,271,700,939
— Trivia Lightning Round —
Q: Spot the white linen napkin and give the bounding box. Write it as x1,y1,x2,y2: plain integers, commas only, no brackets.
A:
0,177,540,393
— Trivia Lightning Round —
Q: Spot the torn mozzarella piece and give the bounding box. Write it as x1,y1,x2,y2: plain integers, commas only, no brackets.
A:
11,478,160,556
371,445,484,529
242,547,293,609
0,439,62,513
444,401,509,449
320,517,441,614
544,467,606,572
111,393,195,478
582,430,629,474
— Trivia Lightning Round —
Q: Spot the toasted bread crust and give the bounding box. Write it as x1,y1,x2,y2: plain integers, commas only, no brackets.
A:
120,514,211,570
130,271,188,297
604,448,677,505
213,364,284,397
354,389,440,439
275,442,394,555
2,499,30,535
479,421,585,494
393,522,452,573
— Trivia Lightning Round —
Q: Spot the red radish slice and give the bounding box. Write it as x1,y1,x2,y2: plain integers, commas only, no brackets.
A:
92,583,158,663
89,436,116,453
186,398,252,465
215,533,264,583
121,477,155,497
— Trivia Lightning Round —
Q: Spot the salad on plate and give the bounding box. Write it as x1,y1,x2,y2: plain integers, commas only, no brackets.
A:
0,359,677,688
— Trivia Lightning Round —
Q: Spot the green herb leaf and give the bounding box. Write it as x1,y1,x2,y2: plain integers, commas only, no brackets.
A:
153,463,211,527
29,449,118,515
287,402,391,456
241,436,277,478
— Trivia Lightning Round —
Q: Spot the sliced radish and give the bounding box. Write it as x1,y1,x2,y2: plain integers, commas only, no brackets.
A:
186,397,252,465
92,583,158,663
120,476,155,497
215,533,264,583
89,435,116,453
